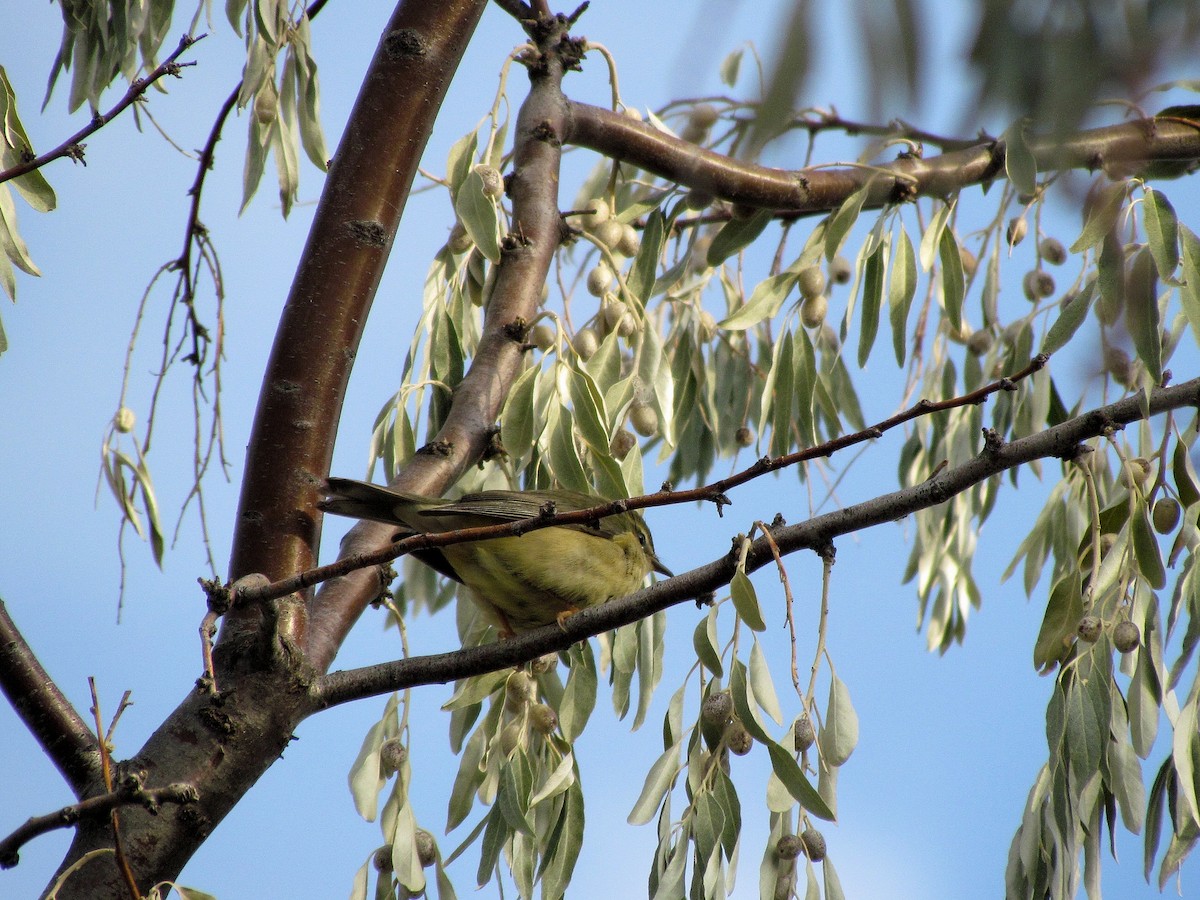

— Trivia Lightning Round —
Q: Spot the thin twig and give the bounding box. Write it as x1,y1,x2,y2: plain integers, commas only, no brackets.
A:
88,680,140,899
0,780,198,870
309,378,1200,710
0,34,206,185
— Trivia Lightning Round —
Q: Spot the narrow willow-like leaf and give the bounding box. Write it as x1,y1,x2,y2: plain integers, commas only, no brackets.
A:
770,331,795,457
1040,284,1094,356
706,209,772,267
823,855,847,900
1143,188,1180,280
1071,182,1126,253
500,365,540,463
442,671,507,711
348,693,399,821
540,780,584,900
719,47,743,86
446,130,478,202
1132,503,1167,588
1173,702,1200,827
1125,248,1162,382
729,658,773,744
1144,758,1170,880
1174,437,1200,509
1003,121,1037,196
765,742,835,821
749,638,783,724
693,609,723,676
477,808,506,886
918,201,952,271
820,675,859,766
731,570,767,632
628,744,676,830
1179,226,1200,347
824,184,870,261
568,366,610,455
888,227,916,365
628,210,665,304
558,643,597,742
454,168,500,263
1033,574,1082,674
857,241,885,367
784,330,812,450
1108,730,1145,833
719,272,797,330
1064,650,1110,780
938,226,965,330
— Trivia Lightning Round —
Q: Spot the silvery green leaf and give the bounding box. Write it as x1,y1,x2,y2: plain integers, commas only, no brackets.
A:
628,743,681,825
749,638,783,724
719,272,797,331
888,226,916,365
454,168,500,263
1071,182,1126,253
1142,188,1179,280
819,675,858,766
731,570,766,632
766,740,835,821
707,209,772,267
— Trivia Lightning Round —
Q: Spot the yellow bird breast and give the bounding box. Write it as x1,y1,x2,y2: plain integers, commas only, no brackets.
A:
440,528,649,631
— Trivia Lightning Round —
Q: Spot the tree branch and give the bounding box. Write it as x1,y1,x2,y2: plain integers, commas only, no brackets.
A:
303,8,580,673
564,101,1200,214
311,377,1200,709
0,779,198,870
219,0,490,656
0,599,100,796
0,34,205,186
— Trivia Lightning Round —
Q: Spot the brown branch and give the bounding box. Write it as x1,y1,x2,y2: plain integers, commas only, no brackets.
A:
219,0,491,659
0,34,205,186
564,101,1200,215
788,109,989,152
0,599,100,796
235,354,1049,607
312,376,1200,709
302,6,579,673
0,779,198,871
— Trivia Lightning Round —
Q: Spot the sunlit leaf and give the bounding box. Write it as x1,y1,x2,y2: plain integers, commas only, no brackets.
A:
707,209,773,267
888,226,916,365
1142,187,1179,280
1125,248,1162,382
730,569,767,632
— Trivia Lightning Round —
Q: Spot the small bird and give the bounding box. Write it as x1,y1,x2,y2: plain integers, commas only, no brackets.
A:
319,477,672,634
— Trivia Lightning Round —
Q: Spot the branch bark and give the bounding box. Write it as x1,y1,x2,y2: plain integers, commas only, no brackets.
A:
219,0,488,655
565,101,1200,214
313,377,1200,708
303,12,578,673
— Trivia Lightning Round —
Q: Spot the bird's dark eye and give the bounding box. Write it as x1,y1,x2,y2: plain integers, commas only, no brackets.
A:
637,531,647,547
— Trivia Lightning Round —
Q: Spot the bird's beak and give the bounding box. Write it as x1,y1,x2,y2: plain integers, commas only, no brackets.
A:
650,552,673,578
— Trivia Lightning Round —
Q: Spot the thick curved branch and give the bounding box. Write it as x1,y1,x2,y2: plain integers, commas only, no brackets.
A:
304,11,579,673
220,0,490,653
565,101,1200,214
0,599,100,796
0,34,204,185
312,377,1200,709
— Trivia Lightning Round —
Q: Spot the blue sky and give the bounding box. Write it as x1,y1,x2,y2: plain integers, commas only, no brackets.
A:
1,2,1197,898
